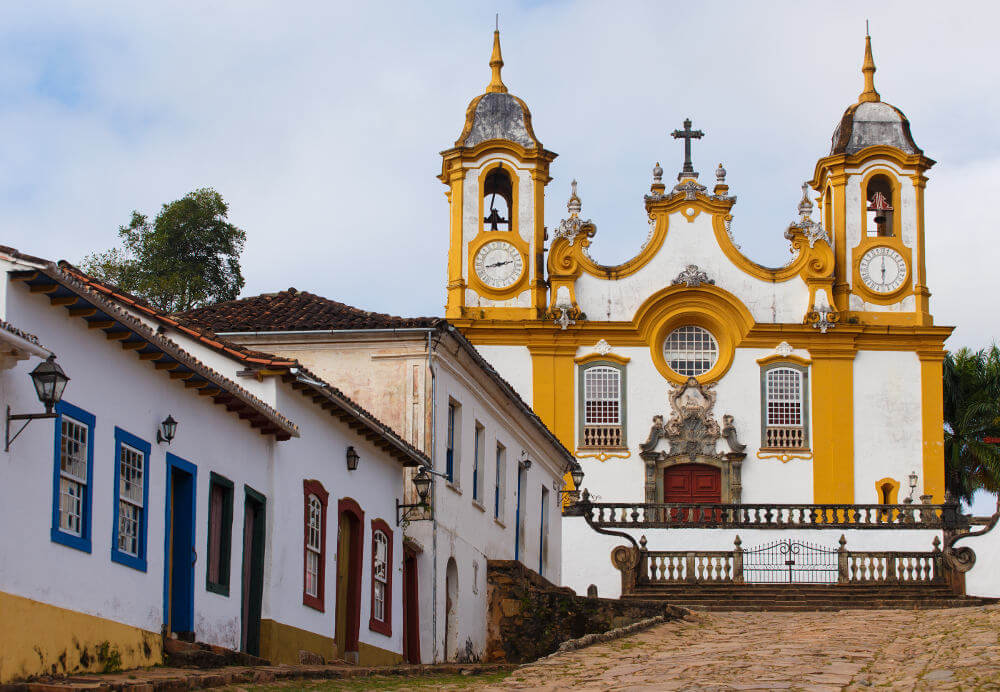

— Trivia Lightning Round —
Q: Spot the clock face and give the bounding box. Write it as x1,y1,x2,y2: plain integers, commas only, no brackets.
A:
474,241,524,289
859,246,908,294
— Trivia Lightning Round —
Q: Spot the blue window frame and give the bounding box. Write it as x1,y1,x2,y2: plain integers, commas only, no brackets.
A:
111,427,151,571
51,401,96,552
446,403,456,482
472,423,483,501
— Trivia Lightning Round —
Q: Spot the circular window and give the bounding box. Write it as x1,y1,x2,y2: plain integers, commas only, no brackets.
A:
662,326,719,377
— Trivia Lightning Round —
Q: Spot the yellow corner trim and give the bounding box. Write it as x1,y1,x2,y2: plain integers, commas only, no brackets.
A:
756,449,814,463
756,353,812,367
574,352,631,366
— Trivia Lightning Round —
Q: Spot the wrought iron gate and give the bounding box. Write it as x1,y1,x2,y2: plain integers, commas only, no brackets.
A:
742,539,839,583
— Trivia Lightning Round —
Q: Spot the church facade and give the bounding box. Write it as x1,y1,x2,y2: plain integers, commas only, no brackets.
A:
442,32,951,595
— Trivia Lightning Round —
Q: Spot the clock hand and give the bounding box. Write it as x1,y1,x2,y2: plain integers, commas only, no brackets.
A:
486,261,512,269
880,256,886,283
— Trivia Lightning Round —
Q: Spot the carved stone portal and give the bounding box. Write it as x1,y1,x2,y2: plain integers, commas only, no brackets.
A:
639,377,746,503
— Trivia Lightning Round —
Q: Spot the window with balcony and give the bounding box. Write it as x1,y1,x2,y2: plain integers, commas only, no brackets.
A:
761,364,810,450
579,362,626,449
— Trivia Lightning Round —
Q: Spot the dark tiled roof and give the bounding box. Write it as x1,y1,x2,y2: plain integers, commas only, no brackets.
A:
180,289,442,333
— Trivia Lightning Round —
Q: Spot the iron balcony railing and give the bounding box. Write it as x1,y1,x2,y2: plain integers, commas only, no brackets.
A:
567,497,970,531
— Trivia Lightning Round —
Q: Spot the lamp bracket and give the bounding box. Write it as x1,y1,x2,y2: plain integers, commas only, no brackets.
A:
5,405,58,452
396,498,431,527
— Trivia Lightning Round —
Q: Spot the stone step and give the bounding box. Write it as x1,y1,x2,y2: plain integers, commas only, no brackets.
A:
164,637,271,668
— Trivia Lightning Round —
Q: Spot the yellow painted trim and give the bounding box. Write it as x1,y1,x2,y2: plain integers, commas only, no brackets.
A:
756,353,812,368
756,449,813,463
918,350,946,502
358,641,405,666
574,352,630,366
632,284,755,385
460,306,539,321
811,350,855,503
875,477,900,504
259,618,337,665
445,164,465,319
575,449,631,462
0,590,162,683
550,213,668,282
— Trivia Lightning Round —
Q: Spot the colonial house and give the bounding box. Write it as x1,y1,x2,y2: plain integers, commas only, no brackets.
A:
430,30,999,602
179,289,577,663
0,247,428,682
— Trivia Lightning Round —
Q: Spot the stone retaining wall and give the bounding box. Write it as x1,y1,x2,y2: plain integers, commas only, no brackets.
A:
485,560,684,663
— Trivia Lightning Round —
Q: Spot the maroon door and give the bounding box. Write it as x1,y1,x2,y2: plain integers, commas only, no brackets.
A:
665,464,721,521
402,550,421,663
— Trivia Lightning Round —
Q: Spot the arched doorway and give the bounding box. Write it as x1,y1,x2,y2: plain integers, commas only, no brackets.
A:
335,498,364,664
444,558,458,661
664,464,721,503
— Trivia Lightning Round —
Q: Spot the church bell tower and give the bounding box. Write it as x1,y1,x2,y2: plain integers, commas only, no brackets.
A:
439,30,557,320
811,31,935,326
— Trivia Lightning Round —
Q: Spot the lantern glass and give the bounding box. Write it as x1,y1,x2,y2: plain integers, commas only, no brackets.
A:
346,446,360,471
30,356,69,413
570,466,585,488
162,415,178,442
413,468,432,502
908,471,918,490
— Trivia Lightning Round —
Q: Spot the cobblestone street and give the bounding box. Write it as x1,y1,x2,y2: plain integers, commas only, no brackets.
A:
478,605,1000,691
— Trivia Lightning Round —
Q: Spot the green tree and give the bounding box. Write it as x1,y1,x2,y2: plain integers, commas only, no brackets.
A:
81,188,246,313
943,345,1000,507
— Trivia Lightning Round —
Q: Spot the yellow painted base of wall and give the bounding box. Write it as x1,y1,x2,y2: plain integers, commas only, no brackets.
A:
259,619,401,666
0,590,162,684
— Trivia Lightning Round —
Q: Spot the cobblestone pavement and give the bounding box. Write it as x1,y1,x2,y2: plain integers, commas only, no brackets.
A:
476,605,1000,691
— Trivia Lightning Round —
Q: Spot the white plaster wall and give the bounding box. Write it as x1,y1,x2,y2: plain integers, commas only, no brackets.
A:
963,525,1000,598
853,351,924,502
411,351,564,662
472,345,532,406
0,277,273,649
572,210,811,324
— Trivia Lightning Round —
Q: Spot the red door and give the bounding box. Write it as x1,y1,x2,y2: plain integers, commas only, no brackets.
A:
665,464,721,521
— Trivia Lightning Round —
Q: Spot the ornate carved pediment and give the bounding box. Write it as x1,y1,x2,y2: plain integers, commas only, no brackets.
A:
664,377,720,461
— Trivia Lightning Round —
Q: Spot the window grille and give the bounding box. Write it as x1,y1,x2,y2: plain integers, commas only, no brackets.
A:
372,530,388,622
763,367,808,449
59,416,88,535
305,496,322,598
662,326,719,376
584,367,620,425
117,443,145,556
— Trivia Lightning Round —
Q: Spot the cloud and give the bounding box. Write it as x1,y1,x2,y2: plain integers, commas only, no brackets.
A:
0,0,996,345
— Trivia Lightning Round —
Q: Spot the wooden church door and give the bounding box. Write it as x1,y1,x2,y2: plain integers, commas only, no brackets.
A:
664,464,721,520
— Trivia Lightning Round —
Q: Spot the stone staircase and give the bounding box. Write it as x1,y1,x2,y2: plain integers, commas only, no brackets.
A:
164,637,271,668
625,583,997,611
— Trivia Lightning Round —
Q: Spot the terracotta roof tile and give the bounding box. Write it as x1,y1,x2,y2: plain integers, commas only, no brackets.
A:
179,289,442,333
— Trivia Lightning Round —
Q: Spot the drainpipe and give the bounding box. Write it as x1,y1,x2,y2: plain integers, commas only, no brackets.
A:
427,329,440,663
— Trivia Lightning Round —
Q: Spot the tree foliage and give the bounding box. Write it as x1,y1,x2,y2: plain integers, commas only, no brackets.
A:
943,345,1000,506
81,188,246,313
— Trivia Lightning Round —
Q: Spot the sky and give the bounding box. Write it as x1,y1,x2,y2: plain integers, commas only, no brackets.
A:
0,1,997,512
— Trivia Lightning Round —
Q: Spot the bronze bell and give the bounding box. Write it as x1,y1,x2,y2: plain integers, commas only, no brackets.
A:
484,194,508,230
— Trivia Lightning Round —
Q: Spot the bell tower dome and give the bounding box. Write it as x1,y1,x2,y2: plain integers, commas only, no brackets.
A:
810,30,936,325
439,30,557,321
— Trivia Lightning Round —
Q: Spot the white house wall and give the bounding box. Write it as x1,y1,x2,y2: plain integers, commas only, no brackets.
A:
0,278,274,649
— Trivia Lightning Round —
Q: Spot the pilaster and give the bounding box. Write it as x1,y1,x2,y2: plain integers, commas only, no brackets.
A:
810,347,856,503
917,349,946,502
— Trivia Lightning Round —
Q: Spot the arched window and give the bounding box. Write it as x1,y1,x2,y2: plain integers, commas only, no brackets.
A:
483,166,513,232
761,364,810,450
302,480,329,611
369,520,393,636
579,362,626,449
865,174,895,238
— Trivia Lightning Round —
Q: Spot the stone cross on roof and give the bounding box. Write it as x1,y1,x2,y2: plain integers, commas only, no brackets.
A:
671,118,704,181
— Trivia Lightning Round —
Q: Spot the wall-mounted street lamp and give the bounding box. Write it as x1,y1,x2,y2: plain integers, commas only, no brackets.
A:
559,462,585,504
6,355,70,452
156,415,178,445
346,445,360,471
396,466,437,526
